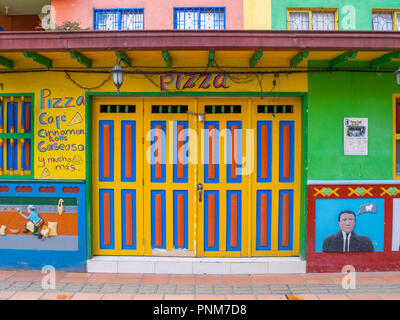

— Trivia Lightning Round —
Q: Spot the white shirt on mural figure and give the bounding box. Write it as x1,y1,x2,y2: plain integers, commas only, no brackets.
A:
342,230,351,252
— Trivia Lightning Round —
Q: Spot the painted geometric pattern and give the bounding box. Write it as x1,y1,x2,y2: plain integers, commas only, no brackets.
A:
313,187,339,197
381,186,400,196
348,187,373,197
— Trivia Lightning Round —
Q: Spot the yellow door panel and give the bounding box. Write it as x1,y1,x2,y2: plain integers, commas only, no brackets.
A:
92,98,144,256
250,98,302,257
196,98,252,257
143,98,197,256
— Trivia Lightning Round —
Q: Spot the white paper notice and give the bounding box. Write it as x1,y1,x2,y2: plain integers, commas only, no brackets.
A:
344,118,368,156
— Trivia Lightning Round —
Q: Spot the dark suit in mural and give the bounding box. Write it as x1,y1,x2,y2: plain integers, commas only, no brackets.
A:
322,231,374,253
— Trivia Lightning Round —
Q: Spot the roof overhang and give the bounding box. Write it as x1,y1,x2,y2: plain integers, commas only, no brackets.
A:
0,30,399,51
0,30,399,72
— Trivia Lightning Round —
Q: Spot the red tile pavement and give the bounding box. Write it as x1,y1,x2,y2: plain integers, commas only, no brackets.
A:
0,291,16,299
256,295,287,300
378,273,400,282
164,294,195,300
317,294,349,300
115,273,143,278
40,292,73,300
142,274,169,284
87,274,116,283
196,295,226,300
71,293,103,300
113,277,142,284
249,275,278,285
169,278,195,285
7,276,37,282
196,275,223,285
14,271,41,277
134,294,164,300
304,278,334,285
377,294,400,300
226,295,257,300
356,277,387,284
58,277,88,283
275,274,306,285
9,292,44,300
287,294,319,300
223,275,251,285
346,293,381,300
101,294,134,300
64,272,91,278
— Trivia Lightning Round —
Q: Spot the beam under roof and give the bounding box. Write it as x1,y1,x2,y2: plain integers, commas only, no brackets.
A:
1,31,399,52
329,51,358,69
369,51,400,69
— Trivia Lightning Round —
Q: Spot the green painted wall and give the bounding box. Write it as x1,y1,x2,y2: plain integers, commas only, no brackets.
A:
271,0,400,30
308,62,400,180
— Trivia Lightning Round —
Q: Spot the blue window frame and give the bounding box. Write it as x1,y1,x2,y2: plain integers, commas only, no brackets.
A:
173,7,225,30
93,8,144,30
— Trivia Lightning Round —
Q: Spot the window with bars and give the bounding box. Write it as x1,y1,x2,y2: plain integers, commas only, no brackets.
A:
288,8,337,30
173,7,225,30
0,96,33,177
372,9,400,31
93,8,144,30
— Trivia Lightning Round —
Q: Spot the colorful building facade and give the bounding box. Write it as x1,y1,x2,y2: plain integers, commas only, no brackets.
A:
0,1,399,273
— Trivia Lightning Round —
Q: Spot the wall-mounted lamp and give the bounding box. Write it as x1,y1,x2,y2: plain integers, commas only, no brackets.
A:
110,59,124,94
395,67,400,86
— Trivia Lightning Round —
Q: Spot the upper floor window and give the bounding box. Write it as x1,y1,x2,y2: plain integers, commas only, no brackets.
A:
93,8,144,30
288,8,337,31
173,7,225,30
372,10,400,31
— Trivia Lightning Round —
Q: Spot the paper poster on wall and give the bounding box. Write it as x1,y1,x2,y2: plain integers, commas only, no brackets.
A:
35,89,85,179
344,118,368,155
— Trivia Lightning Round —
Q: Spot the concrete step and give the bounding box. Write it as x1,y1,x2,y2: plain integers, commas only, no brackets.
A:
87,256,306,274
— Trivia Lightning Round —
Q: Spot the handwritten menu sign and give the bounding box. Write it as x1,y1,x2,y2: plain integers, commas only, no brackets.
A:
35,89,85,179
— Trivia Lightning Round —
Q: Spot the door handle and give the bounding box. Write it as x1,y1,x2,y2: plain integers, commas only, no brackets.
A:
197,183,203,202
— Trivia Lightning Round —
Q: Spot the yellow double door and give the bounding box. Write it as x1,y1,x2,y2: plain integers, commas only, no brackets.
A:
93,97,301,257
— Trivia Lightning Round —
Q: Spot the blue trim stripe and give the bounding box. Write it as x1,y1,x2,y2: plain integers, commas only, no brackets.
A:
121,189,137,250
99,120,114,182
226,190,242,251
278,190,294,251
121,121,136,182
173,121,189,183
257,121,272,183
204,121,220,184
256,190,272,251
226,121,242,183
99,189,115,250
173,190,189,249
204,190,219,251
151,121,166,183
151,190,166,249
279,121,295,183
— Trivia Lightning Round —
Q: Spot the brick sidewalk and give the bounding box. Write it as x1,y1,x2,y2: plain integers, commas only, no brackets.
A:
1,270,400,300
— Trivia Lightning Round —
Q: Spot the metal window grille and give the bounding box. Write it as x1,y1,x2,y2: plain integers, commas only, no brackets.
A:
312,12,335,30
288,8,336,30
94,9,144,30
174,7,225,30
0,96,33,177
372,11,393,31
289,12,309,30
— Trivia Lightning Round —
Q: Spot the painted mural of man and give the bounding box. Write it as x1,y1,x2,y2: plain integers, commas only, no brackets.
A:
17,205,44,239
322,210,374,253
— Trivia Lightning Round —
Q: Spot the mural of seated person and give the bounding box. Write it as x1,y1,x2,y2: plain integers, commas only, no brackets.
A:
18,205,44,240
